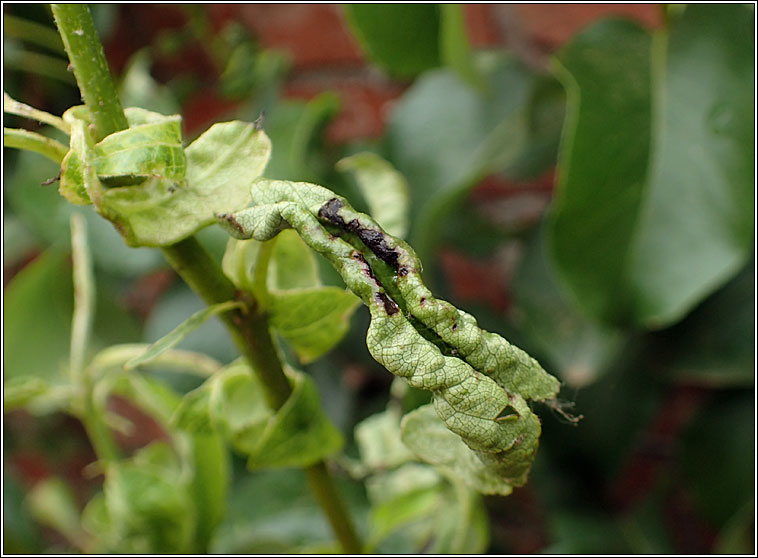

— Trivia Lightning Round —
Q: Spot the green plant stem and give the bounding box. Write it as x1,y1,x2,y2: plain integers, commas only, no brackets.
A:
70,213,121,463
3,127,68,163
160,238,293,409
52,5,362,551
50,4,128,140
4,92,71,132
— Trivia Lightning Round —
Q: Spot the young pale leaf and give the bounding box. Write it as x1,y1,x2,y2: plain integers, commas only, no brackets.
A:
354,409,416,471
268,228,321,290
244,367,344,469
103,120,270,246
268,287,360,364
222,237,262,294
125,301,243,370
336,152,410,239
209,360,344,469
401,404,515,495
60,106,271,246
101,461,195,553
171,384,214,434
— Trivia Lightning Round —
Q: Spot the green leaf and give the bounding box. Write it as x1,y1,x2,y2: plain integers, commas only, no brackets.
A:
221,237,262,294
336,152,410,239
354,409,416,471
549,7,754,327
210,361,344,468
210,469,365,553
93,109,186,182
268,228,320,290
439,4,486,92
100,461,195,553
97,119,271,246
172,383,214,434
679,393,754,527
401,404,514,496
365,463,489,553
3,249,73,383
387,54,537,256
343,5,440,78
125,301,242,370
269,287,360,364
263,94,340,183
188,433,229,551
651,264,754,387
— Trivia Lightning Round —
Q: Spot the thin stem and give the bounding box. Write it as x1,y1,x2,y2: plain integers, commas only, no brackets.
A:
160,237,293,409
4,92,71,133
4,127,68,163
52,6,362,550
51,3,128,140
70,213,120,462
69,213,94,380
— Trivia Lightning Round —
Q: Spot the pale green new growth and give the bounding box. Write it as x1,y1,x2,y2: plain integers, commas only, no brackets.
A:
219,178,561,491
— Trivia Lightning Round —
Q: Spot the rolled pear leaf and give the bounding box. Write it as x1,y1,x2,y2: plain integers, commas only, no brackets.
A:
218,178,562,488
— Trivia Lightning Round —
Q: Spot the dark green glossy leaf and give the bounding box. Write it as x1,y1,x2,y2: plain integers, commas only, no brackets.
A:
651,264,754,387
679,393,754,527
344,5,440,78
549,7,754,327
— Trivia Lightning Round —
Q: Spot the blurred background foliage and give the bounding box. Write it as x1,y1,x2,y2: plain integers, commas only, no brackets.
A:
3,4,754,554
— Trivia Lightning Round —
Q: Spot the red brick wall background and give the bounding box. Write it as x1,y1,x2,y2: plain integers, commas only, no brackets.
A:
106,4,662,143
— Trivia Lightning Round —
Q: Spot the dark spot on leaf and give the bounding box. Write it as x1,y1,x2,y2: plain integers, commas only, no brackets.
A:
452,323,458,331
318,198,347,226
376,292,399,315
318,199,400,268
218,213,244,235
398,267,408,277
